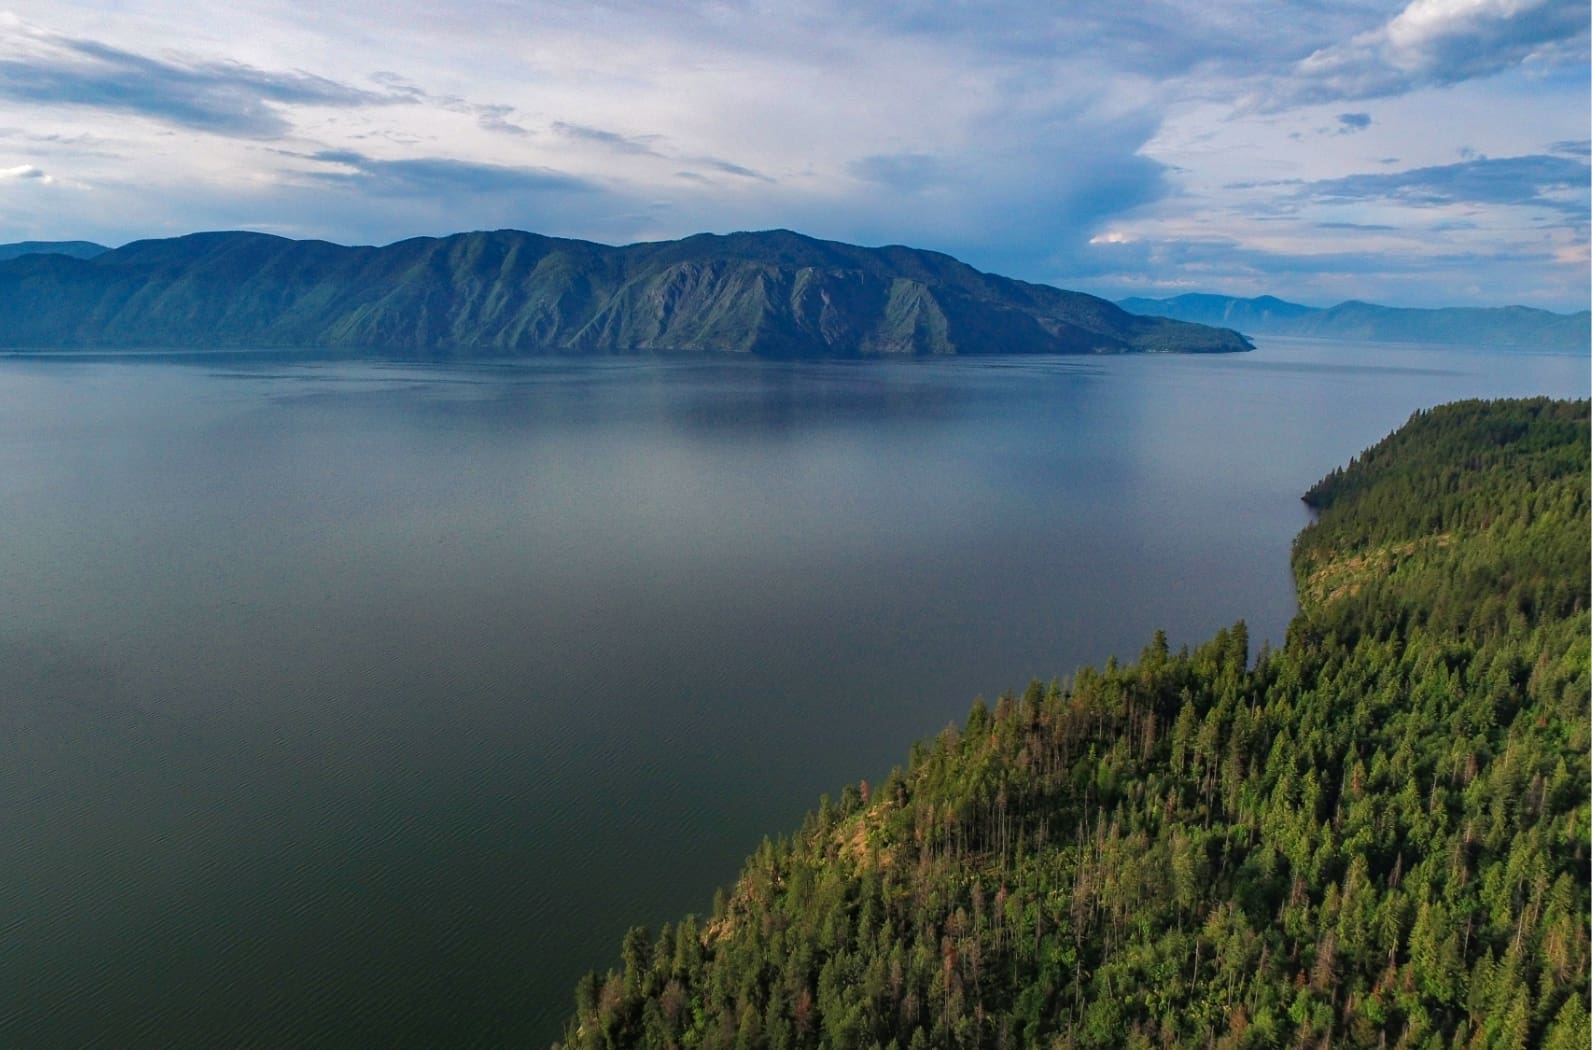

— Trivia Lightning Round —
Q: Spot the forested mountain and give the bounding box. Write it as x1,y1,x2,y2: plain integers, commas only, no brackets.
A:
1117,293,1589,352
0,229,1249,356
556,398,1590,1049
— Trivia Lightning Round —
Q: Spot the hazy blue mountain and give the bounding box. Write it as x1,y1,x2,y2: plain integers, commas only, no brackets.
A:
1118,292,1589,351
0,240,109,262
0,229,1250,355
1116,293,1317,330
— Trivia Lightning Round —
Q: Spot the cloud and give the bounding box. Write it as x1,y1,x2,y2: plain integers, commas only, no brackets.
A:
1277,0,1588,106
552,122,662,157
849,1,1372,80
764,110,1175,282
0,25,407,138
1222,178,1307,191
303,150,597,197
475,105,528,136
0,163,52,182
694,158,772,182
1547,139,1591,157
1303,154,1590,217
848,152,945,192
1081,230,1558,278
365,70,427,102
1337,112,1372,131
549,123,771,183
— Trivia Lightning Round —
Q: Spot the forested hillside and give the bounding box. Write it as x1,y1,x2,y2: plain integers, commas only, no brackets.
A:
556,398,1590,1050
0,229,1248,356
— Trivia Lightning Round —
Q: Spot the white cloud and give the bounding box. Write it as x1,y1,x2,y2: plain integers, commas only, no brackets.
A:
1280,0,1588,105
0,163,53,182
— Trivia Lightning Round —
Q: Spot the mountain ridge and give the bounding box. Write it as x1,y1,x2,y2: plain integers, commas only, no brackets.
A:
1119,291,1589,351
0,229,1251,356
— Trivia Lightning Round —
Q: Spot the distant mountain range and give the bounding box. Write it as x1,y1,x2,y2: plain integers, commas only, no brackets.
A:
1118,293,1589,352
0,240,109,262
0,230,1250,356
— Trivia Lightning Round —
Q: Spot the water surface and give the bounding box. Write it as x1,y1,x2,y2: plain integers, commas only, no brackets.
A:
0,339,1585,1047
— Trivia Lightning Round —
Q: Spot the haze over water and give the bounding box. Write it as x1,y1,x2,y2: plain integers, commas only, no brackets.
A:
0,339,1585,1047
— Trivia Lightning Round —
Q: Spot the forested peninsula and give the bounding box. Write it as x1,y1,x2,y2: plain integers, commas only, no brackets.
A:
557,398,1590,1049
0,230,1249,356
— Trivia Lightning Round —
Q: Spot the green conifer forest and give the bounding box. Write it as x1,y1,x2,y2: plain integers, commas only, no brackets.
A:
556,397,1590,1049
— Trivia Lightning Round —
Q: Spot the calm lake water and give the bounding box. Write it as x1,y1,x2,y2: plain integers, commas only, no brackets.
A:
0,338,1585,1047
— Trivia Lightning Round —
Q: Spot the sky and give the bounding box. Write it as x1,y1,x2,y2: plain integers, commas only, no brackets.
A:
0,0,1587,310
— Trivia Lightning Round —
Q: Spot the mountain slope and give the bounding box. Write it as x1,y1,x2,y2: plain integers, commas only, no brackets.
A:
0,229,1250,356
1119,292,1589,351
555,398,1590,1049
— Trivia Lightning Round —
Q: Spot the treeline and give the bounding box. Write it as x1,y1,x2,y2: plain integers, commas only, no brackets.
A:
554,398,1590,1049
1295,398,1588,642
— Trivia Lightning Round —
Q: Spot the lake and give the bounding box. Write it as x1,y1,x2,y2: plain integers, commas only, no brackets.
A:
0,339,1585,1047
